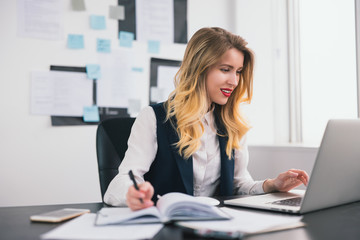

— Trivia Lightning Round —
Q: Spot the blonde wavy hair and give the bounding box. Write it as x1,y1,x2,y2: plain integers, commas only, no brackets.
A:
166,27,254,159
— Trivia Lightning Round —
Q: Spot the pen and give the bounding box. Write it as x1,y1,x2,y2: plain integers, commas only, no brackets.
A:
128,170,143,204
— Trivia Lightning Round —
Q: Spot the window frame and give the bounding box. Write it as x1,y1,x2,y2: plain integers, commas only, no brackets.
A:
355,0,360,117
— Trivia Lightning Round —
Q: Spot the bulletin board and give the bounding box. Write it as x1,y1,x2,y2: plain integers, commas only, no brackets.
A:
50,65,130,126
118,0,188,43
26,0,188,126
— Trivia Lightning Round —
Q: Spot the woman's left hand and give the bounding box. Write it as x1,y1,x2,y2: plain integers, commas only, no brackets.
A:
263,169,309,193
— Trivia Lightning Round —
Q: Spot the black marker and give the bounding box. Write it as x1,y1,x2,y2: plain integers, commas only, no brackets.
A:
128,170,143,203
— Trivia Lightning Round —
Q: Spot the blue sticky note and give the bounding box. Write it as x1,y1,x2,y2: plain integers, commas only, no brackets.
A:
67,34,84,49
131,67,144,73
119,31,134,48
97,38,111,53
86,64,101,79
90,15,106,30
148,40,160,54
83,106,100,122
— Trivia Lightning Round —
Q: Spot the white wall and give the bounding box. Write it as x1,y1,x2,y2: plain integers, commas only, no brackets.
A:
0,0,314,207
248,146,317,190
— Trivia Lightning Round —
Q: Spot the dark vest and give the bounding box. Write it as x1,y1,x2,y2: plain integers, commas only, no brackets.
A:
144,103,234,203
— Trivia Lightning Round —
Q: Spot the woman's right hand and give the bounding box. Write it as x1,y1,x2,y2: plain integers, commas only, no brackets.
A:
126,181,154,210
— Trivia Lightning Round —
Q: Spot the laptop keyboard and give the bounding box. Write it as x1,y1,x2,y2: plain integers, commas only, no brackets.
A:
270,197,302,207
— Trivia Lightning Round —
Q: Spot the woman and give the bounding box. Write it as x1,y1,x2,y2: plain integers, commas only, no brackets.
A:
104,27,309,210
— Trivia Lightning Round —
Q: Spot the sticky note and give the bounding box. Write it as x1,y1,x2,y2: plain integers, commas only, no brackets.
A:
67,34,84,49
119,31,134,48
109,5,125,20
127,99,141,115
97,38,111,53
86,64,101,79
83,106,100,122
148,40,160,54
131,67,143,73
90,15,106,30
71,0,86,11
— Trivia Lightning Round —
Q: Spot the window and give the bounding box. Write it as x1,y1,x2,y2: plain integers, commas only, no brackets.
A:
298,0,358,145
235,0,358,146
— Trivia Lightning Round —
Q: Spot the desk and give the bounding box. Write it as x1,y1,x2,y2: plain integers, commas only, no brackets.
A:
1,200,360,240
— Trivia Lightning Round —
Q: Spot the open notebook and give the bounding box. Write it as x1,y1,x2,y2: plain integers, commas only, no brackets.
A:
95,192,230,225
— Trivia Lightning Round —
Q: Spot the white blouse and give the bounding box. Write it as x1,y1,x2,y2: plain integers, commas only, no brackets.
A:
104,106,265,206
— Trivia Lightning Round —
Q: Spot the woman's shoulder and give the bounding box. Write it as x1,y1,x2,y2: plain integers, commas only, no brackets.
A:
149,102,166,111
149,102,168,119
135,102,168,122
137,105,155,118
132,106,157,132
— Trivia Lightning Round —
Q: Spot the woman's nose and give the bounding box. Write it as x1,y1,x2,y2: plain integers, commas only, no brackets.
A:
228,72,239,87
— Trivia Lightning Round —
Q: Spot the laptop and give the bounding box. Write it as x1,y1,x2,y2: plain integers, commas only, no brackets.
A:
224,119,360,214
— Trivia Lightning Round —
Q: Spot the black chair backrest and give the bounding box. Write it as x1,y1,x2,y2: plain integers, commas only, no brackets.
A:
96,117,135,198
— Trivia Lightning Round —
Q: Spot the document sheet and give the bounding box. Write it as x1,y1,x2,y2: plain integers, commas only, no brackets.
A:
17,0,64,40
135,0,174,44
177,207,304,236
41,213,163,240
97,49,146,109
30,71,93,116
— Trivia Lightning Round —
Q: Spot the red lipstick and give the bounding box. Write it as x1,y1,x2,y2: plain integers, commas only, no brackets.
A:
221,88,232,97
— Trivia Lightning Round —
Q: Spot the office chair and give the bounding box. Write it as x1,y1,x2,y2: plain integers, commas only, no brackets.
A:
96,117,135,198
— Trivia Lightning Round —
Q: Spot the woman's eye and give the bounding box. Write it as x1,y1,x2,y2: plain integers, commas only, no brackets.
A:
221,68,230,72
236,70,242,74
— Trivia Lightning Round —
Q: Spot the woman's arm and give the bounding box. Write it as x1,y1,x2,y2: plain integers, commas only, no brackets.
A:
262,169,309,193
233,136,266,195
233,135,309,194
103,106,157,206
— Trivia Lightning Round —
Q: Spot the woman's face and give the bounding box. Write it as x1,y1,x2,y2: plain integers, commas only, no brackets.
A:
205,48,244,105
